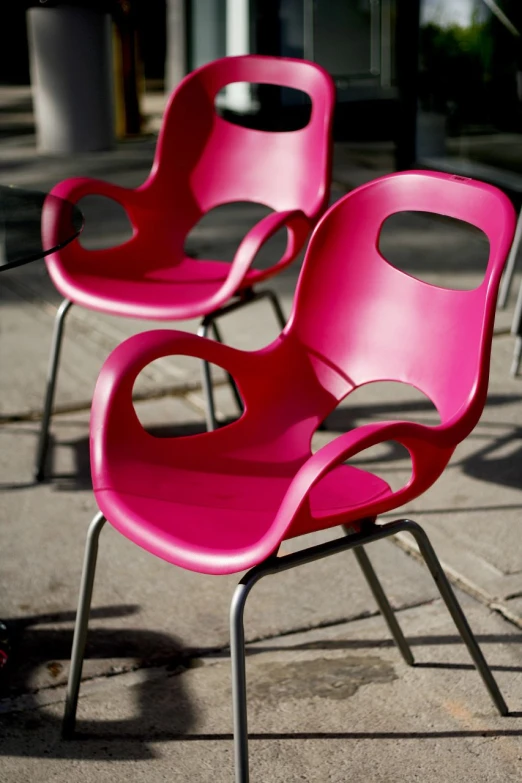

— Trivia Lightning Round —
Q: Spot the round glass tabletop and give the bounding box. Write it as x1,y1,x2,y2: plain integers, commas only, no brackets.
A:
0,185,84,272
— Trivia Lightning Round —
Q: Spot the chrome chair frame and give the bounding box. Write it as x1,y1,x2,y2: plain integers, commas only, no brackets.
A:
62,514,507,783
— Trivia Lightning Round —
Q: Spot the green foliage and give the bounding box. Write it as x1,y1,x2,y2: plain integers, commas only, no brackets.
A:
419,9,522,133
419,19,492,114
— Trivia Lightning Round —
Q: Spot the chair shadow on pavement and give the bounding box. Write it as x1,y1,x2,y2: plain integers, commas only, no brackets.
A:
2,598,522,758
68,626,522,745
461,425,522,492
0,604,198,760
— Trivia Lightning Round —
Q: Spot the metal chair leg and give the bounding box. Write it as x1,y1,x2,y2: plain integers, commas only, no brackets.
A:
196,289,285,431
230,568,267,783
264,288,287,330
401,519,508,716
498,205,522,309
228,518,506,783
62,511,106,738
510,276,522,376
198,320,218,432
352,544,414,666
34,298,73,482
511,335,522,377
211,321,243,413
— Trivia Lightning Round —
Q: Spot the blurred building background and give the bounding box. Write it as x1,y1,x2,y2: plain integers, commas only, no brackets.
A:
1,0,521,172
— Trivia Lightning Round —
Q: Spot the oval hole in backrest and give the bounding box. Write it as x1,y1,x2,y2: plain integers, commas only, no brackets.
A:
215,83,312,131
378,211,490,290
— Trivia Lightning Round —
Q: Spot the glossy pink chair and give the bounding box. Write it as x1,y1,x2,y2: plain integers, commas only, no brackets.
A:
63,171,516,782
35,54,335,480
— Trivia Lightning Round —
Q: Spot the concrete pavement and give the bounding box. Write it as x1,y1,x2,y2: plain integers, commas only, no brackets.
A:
1,84,522,781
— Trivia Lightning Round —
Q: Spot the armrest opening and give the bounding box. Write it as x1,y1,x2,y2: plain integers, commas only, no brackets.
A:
78,195,133,251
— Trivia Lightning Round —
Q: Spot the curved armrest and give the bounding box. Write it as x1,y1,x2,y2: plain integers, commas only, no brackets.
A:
90,329,255,461
213,209,311,305
97,328,251,391
43,178,143,260
50,177,138,209
266,420,455,545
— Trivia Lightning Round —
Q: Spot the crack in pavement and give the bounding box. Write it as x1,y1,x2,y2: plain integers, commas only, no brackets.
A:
391,532,522,631
0,382,215,425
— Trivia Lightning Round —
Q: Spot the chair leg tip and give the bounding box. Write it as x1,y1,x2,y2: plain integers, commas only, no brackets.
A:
34,468,46,483
62,705,77,740
61,724,75,740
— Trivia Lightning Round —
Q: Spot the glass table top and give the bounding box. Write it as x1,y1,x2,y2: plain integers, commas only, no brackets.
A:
0,185,84,272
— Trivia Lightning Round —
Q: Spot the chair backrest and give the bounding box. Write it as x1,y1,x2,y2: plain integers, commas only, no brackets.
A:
288,171,516,437
145,55,335,221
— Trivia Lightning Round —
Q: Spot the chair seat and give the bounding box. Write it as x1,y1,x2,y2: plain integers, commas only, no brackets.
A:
56,256,263,320
94,458,390,575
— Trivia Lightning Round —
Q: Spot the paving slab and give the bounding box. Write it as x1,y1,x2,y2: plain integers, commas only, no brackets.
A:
0,282,206,418
1,597,521,782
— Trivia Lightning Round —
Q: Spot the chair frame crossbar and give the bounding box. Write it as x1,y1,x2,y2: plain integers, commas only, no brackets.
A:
62,514,508,783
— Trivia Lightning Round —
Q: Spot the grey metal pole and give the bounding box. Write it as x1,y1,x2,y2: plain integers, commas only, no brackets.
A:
198,321,218,431
230,583,251,783
165,0,189,92
230,568,267,783
510,258,522,375
63,511,107,738
353,545,414,666
210,320,243,414
264,288,287,330
303,0,315,61
27,5,114,154
499,206,522,308
402,519,508,716
35,298,73,482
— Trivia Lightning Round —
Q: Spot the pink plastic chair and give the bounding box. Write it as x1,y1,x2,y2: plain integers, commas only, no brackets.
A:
62,171,516,781
35,54,335,480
